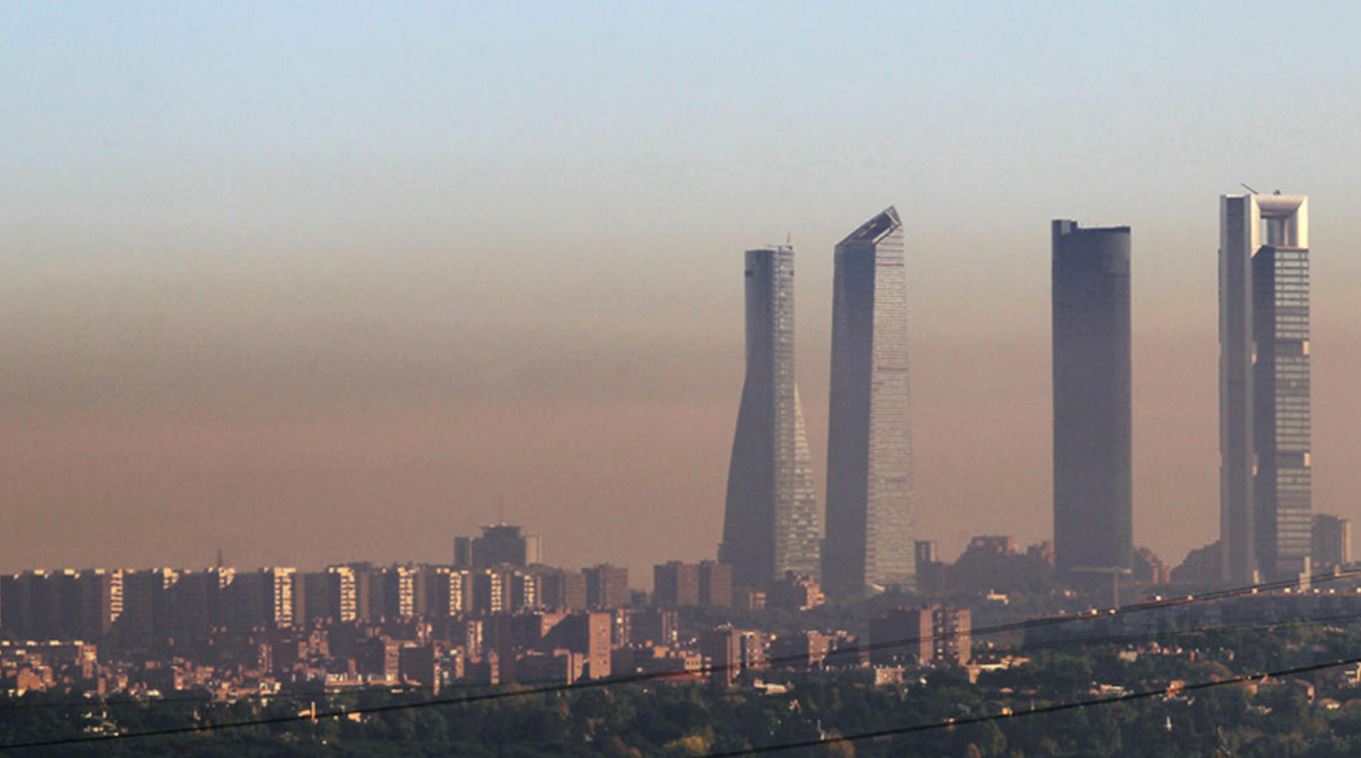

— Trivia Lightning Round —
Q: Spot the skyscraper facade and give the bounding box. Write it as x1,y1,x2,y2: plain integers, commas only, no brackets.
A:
1051,220,1133,578
453,524,541,569
1219,193,1312,582
824,207,914,596
719,245,821,588
1312,514,1352,569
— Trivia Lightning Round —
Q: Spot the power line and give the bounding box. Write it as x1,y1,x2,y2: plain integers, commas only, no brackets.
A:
1,569,1356,748
3,569,1356,721
703,655,1361,757
1004,610,1361,655
8,627,1358,753
9,608,1361,715
822,567,1361,667
24,605,1361,715
5,568,1350,714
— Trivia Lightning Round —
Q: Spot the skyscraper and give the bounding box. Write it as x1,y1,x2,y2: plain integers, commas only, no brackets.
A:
1220,193,1312,582
824,207,914,596
1312,514,1352,569
453,524,541,569
719,245,821,587
1051,220,1133,579
582,564,629,609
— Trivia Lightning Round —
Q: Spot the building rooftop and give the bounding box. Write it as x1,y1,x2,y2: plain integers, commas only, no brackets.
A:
838,206,901,246
1054,219,1130,235
1223,192,1307,218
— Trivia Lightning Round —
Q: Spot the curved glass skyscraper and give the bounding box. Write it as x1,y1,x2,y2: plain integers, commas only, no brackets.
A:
719,245,821,588
823,207,914,596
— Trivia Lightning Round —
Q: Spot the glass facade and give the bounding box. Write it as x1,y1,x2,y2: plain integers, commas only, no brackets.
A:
719,245,821,588
1219,194,1312,581
1252,245,1312,576
824,208,914,596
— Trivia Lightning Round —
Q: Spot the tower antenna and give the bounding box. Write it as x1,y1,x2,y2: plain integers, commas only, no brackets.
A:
1240,182,1260,195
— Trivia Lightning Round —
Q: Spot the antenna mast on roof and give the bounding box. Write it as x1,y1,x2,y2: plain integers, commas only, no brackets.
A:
1240,182,1260,194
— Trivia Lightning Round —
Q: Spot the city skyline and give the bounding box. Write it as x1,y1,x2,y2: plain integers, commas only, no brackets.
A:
4,3,1361,582
0,191,1352,585
8,3,1361,753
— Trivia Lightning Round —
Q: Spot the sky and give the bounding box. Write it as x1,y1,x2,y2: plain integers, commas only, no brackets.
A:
3,1,1360,582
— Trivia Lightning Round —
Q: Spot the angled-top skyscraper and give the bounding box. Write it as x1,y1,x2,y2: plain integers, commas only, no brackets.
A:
1051,220,1133,579
719,244,821,588
824,207,914,596
1220,193,1311,582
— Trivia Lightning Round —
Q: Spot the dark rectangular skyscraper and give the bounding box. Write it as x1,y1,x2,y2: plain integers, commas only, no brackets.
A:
1051,220,1133,578
824,207,914,596
1220,193,1311,582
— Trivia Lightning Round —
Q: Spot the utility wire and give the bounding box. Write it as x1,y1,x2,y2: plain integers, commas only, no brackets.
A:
702,654,1361,756
826,568,1361,667
1,569,1357,749
1003,610,1361,655
9,608,1361,714
5,568,1352,713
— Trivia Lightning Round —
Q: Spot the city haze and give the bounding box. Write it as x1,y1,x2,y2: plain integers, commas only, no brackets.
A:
4,2,1361,582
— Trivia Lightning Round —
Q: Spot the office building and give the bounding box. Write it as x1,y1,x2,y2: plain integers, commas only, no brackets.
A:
225,567,297,629
0,568,125,642
543,612,612,680
583,564,629,609
368,565,421,620
422,566,467,618
1220,193,1312,581
770,630,833,669
868,605,971,666
914,540,945,596
73,568,124,640
626,608,678,646
825,207,915,595
1313,514,1352,569
453,524,542,569
719,244,821,587
167,567,234,646
539,569,588,611
766,571,824,612
700,626,744,688
307,565,361,623
471,570,505,615
117,568,180,649
1051,220,1133,578
509,569,540,611
653,561,701,608
698,561,733,608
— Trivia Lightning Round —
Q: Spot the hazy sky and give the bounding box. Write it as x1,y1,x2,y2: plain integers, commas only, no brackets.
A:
3,2,1360,582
